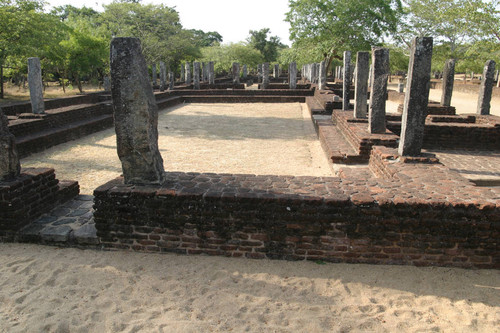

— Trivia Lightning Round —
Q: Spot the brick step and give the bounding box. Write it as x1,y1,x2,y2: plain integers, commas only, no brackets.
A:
182,95,306,103
156,96,183,110
16,114,114,158
313,115,364,164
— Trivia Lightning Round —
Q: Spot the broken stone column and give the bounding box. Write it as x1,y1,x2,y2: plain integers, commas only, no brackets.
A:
103,76,111,91
262,63,269,89
441,59,455,107
354,51,369,119
202,62,207,82
368,48,389,133
180,64,185,83
342,51,352,110
398,37,433,156
0,108,20,181
110,37,165,185
208,61,215,85
242,64,248,79
477,60,496,115
273,64,279,79
159,61,167,91
185,63,191,85
289,62,297,89
258,64,262,83
168,71,174,90
318,61,327,90
398,80,404,93
193,62,200,90
152,63,158,86
27,57,45,114
232,62,240,84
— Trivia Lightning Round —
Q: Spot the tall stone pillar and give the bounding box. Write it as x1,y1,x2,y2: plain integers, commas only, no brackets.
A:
258,64,262,83
151,63,157,86
477,60,496,115
159,61,167,92
103,77,111,91
185,63,191,85
208,61,215,85
289,62,297,89
441,59,455,106
193,62,201,90
110,37,165,185
180,64,185,83
354,51,369,119
342,51,352,110
0,108,20,181
398,37,433,156
262,63,270,89
168,71,174,90
368,48,389,133
202,62,207,82
242,64,248,79
27,57,45,114
318,61,326,90
232,62,240,84
273,64,279,79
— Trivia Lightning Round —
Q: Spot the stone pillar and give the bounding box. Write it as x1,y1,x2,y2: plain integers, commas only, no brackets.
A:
232,62,240,84
262,63,269,89
152,63,157,86
0,108,20,181
342,51,352,111
185,63,191,85
109,37,165,185
441,59,455,106
368,48,389,133
193,62,200,90
103,76,111,91
202,62,207,82
159,61,167,92
398,81,404,93
398,37,433,156
273,64,279,79
258,64,262,83
168,71,174,90
354,51,369,119
318,61,326,90
208,61,215,85
180,64,185,83
477,60,496,115
289,62,297,89
27,57,45,114
242,64,248,79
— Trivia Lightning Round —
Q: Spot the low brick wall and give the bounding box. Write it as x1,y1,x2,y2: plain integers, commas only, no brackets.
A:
93,170,499,268
0,168,79,241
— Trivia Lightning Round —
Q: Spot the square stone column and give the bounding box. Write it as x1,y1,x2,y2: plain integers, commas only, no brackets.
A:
398,37,433,156
185,63,191,85
159,61,166,92
193,62,200,90
28,57,45,114
180,64,185,83
342,51,352,110
232,62,240,84
477,60,496,115
262,63,269,89
289,62,297,89
273,64,279,79
441,59,455,106
208,61,215,85
103,76,111,91
202,62,207,82
0,108,20,181
152,63,157,86
368,48,389,133
168,71,174,90
354,51,369,119
258,64,263,83
318,61,326,90
110,37,165,185
242,64,248,79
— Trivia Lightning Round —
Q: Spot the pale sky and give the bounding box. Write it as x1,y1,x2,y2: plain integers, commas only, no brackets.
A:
46,0,292,46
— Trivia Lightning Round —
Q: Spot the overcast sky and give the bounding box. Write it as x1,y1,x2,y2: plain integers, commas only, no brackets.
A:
47,0,292,46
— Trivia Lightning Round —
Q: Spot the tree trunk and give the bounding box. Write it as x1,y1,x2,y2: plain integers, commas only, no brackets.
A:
75,73,83,93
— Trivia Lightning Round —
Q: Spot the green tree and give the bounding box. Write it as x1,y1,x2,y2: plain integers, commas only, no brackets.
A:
247,28,286,62
201,43,264,75
190,29,223,47
285,0,403,68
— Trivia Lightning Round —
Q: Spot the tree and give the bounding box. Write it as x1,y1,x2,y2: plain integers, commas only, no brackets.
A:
247,28,286,62
285,0,403,68
201,43,264,75
190,29,223,47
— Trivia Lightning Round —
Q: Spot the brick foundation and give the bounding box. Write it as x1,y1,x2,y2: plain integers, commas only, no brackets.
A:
0,168,79,240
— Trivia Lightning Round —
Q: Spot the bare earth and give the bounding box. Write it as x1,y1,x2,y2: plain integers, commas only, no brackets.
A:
4,102,499,332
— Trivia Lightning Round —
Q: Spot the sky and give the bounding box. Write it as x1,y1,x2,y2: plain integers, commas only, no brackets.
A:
46,0,293,46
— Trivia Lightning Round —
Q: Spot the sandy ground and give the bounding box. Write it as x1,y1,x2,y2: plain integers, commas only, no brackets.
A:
0,243,499,333
21,103,333,194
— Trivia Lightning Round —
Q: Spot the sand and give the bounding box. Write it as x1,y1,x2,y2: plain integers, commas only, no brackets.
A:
21,103,333,194
0,244,498,333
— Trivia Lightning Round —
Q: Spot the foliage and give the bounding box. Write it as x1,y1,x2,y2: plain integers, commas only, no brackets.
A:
247,28,286,62
200,43,264,74
190,29,223,47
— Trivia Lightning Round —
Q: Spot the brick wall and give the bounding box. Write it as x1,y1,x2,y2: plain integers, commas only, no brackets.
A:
0,168,79,240
93,171,499,268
